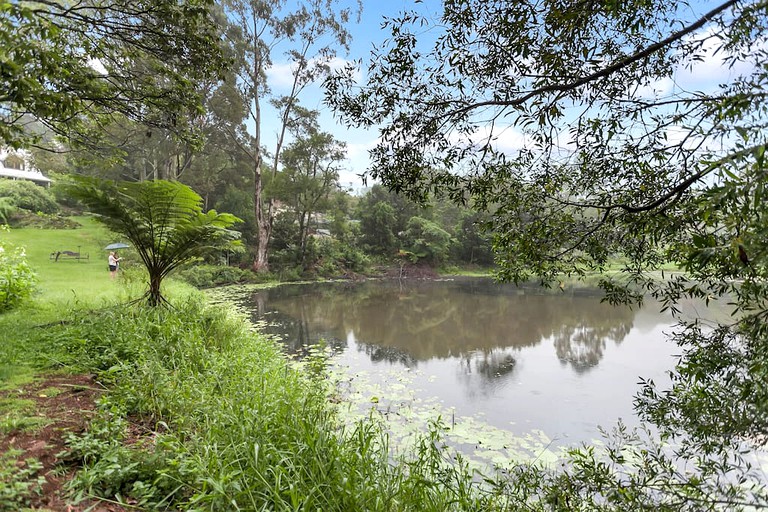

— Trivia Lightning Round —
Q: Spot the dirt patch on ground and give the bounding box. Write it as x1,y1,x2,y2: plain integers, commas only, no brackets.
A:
0,373,129,511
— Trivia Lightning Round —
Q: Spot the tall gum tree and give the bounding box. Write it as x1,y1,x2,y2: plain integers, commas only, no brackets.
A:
222,0,359,272
328,0,768,507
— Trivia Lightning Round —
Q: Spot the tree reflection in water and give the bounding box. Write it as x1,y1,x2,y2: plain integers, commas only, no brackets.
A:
229,278,680,440
469,350,517,380
553,321,633,373
245,278,636,380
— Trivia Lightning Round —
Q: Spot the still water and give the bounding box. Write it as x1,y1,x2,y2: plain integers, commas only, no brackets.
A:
237,278,683,444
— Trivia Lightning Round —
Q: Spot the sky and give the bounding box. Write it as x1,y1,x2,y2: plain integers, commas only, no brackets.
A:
260,0,748,193
261,1,443,192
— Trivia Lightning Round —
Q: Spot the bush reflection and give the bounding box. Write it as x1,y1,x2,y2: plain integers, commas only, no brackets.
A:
246,279,636,379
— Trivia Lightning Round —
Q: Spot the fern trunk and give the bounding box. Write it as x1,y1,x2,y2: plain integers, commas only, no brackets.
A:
148,273,163,307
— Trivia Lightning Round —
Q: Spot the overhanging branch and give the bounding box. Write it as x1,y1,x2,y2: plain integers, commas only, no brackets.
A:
444,0,739,118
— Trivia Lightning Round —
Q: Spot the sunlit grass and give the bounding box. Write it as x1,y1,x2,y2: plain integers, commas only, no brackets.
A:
4,216,135,302
0,218,198,368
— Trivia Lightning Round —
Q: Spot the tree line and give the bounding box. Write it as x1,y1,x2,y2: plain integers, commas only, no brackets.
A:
5,0,493,276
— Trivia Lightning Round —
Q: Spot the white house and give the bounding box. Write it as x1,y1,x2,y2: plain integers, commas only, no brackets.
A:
0,148,52,186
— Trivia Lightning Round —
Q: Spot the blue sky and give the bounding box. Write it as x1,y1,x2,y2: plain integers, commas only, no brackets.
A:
261,1,444,191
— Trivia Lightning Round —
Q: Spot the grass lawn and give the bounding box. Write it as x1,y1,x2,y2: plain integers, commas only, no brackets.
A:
1,217,194,372
3,215,129,302
2,216,197,312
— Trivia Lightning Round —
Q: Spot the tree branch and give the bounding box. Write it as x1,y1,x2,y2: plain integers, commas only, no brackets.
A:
556,144,762,213
445,0,739,118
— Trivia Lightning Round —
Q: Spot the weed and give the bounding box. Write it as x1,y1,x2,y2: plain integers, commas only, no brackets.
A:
0,450,45,510
40,299,513,510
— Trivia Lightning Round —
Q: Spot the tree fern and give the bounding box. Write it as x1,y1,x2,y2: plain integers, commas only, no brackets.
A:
65,177,242,306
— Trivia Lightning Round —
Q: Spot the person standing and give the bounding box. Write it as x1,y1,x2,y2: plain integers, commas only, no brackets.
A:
108,251,121,279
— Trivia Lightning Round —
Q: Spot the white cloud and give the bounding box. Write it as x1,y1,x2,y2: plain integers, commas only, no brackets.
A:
266,56,362,90
339,136,377,189
327,56,363,83
643,25,766,97
446,123,529,154
266,61,297,89
636,77,674,99
345,137,378,161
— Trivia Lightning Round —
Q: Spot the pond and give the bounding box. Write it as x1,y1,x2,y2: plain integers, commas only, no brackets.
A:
229,277,699,448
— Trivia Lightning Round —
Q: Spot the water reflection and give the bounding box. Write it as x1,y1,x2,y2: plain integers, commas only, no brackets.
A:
246,278,635,374
237,277,679,440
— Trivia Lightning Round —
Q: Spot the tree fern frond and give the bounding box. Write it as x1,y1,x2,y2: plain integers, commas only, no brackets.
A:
64,177,242,306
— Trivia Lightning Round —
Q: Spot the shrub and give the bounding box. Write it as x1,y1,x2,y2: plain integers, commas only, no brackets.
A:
0,180,59,214
174,264,256,288
49,172,84,209
0,197,15,224
10,210,80,229
308,237,370,276
0,233,37,312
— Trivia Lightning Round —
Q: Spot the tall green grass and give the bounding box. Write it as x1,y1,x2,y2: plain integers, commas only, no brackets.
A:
24,298,510,511
0,211,505,509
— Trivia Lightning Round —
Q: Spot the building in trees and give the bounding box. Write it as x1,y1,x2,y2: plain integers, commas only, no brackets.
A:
0,148,51,187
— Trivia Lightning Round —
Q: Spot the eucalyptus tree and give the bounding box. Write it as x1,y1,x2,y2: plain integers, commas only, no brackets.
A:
275,108,345,262
182,73,257,212
1,0,225,151
221,0,359,272
328,0,768,507
66,177,241,307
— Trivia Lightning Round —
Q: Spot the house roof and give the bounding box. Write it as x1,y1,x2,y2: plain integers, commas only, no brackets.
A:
0,167,52,183
0,147,52,184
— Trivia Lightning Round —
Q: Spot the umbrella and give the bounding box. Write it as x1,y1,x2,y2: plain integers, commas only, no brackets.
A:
104,242,130,250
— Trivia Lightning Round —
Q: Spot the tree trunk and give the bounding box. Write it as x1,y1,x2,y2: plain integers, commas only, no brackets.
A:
298,209,308,262
253,166,273,272
148,273,163,307
250,43,267,272
251,69,273,273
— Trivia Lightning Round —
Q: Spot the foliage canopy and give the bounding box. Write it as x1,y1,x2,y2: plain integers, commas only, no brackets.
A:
328,0,768,506
1,0,225,149
328,0,766,284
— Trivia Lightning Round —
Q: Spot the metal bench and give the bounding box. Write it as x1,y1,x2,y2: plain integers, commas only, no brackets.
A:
50,250,90,262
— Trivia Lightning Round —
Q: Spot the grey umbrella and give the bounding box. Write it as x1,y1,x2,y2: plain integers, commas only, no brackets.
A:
104,242,130,250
